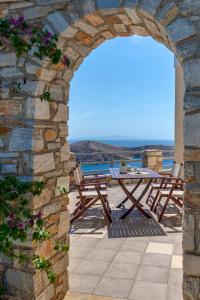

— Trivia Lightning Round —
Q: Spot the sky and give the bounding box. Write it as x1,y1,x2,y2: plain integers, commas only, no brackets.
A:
69,36,175,141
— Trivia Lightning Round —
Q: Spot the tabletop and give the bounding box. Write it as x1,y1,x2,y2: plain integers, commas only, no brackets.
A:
109,168,162,180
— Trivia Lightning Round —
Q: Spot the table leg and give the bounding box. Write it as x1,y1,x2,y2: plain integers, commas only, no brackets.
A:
118,179,152,219
116,179,143,208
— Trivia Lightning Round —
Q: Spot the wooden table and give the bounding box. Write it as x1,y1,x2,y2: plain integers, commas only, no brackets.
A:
109,168,162,219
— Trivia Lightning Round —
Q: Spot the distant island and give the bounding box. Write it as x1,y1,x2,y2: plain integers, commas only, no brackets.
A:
70,140,174,163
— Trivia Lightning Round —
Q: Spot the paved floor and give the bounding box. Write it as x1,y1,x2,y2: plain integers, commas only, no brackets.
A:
66,185,183,300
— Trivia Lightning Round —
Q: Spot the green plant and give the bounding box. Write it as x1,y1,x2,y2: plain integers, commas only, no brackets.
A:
120,159,127,167
0,176,69,290
0,15,70,101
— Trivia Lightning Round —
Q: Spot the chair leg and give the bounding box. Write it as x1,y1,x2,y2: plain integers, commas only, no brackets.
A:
100,196,112,223
150,190,160,211
146,186,153,204
158,197,170,223
154,193,162,212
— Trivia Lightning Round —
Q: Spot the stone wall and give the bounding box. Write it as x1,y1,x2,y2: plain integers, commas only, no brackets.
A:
142,150,163,172
0,0,200,299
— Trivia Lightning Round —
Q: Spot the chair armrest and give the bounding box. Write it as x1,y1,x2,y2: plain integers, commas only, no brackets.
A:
163,177,183,183
83,175,109,181
77,181,108,187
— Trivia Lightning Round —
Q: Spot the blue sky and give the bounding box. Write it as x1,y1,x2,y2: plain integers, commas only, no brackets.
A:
69,36,175,141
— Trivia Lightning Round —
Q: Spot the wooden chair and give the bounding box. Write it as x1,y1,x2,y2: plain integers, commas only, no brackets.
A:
70,182,112,224
76,163,110,183
146,162,183,209
73,166,107,190
153,179,184,222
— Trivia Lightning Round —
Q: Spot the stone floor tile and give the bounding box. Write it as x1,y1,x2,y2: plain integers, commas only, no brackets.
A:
135,265,169,283
74,259,110,276
167,284,183,300
128,281,167,300
171,255,182,269
94,277,133,299
121,240,148,252
146,242,173,255
141,253,171,267
96,238,124,250
168,269,183,286
69,246,93,259
173,243,183,255
86,248,117,262
72,237,101,248
69,274,100,294
69,257,82,272
104,262,139,279
113,250,142,264
64,292,117,300
150,235,175,244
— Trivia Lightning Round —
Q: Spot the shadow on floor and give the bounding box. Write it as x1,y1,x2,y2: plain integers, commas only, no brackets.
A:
70,206,170,238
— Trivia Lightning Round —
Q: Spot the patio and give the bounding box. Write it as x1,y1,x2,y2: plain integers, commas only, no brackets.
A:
65,184,183,300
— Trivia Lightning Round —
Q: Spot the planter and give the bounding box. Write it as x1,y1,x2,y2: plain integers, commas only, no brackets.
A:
120,166,127,173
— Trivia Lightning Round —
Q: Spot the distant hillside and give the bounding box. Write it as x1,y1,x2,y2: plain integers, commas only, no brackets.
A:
70,140,174,162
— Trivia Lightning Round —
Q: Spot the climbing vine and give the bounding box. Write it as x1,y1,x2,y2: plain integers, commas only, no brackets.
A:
0,15,70,101
0,176,69,295
0,14,71,294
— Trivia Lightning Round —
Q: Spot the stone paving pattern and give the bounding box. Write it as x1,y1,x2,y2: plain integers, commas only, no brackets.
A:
66,186,183,300
0,0,200,299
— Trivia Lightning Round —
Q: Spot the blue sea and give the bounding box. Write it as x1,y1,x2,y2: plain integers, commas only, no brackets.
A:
69,139,174,148
69,139,174,173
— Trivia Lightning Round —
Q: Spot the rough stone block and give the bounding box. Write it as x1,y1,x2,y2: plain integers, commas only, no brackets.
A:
5,269,34,298
1,164,17,173
49,84,63,102
37,284,55,300
24,6,51,19
53,104,67,122
45,129,57,142
184,254,200,276
96,0,121,9
58,210,70,238
26,98,50,120
140,0,162,16
34,153,55,174
0,101,22,116
56,176,69,196
166,18,195,43
48,12,68,34
185,113,200,147
33,188,52,209
9,128,33,151
184,59,200,87
0,53,16,67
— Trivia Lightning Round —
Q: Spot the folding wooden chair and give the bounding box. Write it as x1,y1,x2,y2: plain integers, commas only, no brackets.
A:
146,162,183,209
76,163,110,183
70,182,112,224
73,166,107,190
153,180,184,222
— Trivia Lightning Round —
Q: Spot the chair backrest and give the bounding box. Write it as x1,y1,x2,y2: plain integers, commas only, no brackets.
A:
172,162,183,178
77,164,83,181
73,167,81,185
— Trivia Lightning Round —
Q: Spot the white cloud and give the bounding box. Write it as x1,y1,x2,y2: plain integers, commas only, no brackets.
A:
129,35,143,46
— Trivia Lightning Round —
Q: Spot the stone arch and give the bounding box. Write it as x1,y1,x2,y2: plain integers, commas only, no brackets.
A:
0,1,200,299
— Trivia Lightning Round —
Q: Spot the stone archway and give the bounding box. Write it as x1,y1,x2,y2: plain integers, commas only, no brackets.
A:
0,1,200,299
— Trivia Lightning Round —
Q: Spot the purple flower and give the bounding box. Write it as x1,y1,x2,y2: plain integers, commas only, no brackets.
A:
10,15,25,27
28,218,34,227
43,31,52,44
63,55,70,66
17,222,25,230
36,212,43,220
9,213,16,220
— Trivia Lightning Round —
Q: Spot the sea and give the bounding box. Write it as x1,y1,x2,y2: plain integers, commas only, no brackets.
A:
69,139,174,173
